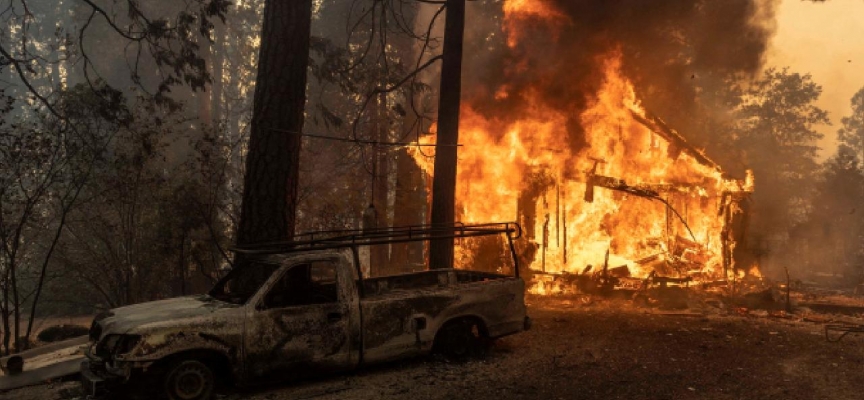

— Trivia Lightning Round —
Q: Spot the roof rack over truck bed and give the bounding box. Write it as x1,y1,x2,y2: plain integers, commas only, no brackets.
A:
231,222,522,255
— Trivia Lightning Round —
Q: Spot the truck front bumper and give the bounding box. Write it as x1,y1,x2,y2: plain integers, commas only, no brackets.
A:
80,359,124,397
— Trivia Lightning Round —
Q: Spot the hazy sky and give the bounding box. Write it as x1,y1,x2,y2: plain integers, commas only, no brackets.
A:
769,0,864,159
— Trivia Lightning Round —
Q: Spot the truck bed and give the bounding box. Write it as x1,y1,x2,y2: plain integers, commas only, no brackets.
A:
360,269,512,297
356,268,526,363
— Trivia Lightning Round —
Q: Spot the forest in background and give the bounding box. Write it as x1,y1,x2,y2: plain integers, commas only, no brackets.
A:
0,0,862,355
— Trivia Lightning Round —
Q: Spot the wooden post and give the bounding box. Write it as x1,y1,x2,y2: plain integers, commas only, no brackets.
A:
429,0,465,269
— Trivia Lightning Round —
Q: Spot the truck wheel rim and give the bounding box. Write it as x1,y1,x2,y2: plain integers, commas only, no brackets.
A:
173,364,209,399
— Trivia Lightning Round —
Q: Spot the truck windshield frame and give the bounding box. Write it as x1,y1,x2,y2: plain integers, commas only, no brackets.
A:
209,261,281,305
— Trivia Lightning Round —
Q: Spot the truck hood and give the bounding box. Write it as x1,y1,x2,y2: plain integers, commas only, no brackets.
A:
96,295,241,336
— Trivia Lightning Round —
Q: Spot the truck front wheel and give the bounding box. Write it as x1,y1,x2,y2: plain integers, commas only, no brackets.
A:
163,359,215,400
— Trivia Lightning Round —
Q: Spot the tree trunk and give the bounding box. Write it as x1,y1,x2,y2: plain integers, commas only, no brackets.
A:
211,20,225,124
177,231,187,296
49,0,63,87
237,0,313,245
197,33,213,125
25,193,74,343
11,255,19,352
372,92,391,275
392,148,426,268
225,20,242,155
2,274,9,355
429,0,465,270
384,3,422,273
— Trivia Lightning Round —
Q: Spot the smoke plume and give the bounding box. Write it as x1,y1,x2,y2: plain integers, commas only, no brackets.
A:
464,0,778,161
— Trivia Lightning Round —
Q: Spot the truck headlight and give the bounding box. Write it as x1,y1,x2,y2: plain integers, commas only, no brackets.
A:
96,334,142,358
88,311,113,342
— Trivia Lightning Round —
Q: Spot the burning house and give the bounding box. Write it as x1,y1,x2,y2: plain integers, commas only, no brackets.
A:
412,59,753,293
410,0,771,294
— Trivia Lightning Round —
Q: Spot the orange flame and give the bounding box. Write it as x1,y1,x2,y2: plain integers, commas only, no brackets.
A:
502,0,570,48
408,1,753,293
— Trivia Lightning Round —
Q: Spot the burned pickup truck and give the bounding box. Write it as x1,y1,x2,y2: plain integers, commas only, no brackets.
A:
81,223,529,399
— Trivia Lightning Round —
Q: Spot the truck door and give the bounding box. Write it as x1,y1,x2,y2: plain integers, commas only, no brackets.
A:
243,257,356,381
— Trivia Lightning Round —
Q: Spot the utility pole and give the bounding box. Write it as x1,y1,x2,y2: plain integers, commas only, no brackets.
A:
429,0,465,269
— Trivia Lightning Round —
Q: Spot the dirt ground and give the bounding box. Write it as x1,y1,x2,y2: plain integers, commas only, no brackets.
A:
5,294,864,400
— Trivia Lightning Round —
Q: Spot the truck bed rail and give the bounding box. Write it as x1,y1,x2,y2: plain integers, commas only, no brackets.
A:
232,222,523,280
232,222,521,254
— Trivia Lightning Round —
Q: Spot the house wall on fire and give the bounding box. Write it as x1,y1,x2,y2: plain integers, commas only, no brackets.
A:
513,113,753,282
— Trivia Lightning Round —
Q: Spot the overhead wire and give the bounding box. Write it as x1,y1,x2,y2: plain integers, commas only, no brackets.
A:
267,127,457,147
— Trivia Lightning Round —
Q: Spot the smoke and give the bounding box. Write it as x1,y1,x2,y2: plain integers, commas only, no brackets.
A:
463,0,778,159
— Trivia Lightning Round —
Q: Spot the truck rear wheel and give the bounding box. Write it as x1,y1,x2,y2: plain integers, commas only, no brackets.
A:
434,319,488,360
163,359,215,400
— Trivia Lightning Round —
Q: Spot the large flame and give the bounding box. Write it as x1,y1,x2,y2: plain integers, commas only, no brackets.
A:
410,0,753,292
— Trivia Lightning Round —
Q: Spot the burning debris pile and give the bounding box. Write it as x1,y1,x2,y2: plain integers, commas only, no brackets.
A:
410,0,771,295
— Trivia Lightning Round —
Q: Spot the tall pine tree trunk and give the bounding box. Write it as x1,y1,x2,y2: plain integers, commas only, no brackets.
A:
429,0,465,269
371,86,392,275
196,33,213,125
226,20,241,147
211,20,225,124
237,0,312,245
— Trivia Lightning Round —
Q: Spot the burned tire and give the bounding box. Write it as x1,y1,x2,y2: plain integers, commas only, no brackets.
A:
163,359,215,400
434,318,488,360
